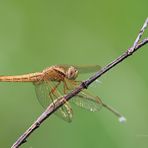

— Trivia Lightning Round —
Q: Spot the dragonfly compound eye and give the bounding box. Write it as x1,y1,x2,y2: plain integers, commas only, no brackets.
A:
66,66,78,80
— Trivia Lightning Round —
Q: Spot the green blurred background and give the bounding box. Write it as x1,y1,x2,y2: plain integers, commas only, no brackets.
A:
0,0,148,148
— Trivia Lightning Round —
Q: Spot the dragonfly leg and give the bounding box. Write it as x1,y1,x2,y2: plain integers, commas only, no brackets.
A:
48,93,56,108
63,80,69,94
72,80,82,85
48,82,73,117
47,81,61,108
63,79,80,94
46,80,73,116
49,81,61,96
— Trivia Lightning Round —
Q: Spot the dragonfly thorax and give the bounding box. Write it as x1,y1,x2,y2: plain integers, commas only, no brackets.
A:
66,66,78,80
42,65,78,81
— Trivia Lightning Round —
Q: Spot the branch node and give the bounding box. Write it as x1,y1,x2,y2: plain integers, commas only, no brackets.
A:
36,122,41,127
81,81,88,89
127,48,134,55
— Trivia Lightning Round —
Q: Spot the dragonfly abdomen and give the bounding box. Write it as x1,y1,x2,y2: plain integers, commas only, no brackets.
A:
0,72,42,82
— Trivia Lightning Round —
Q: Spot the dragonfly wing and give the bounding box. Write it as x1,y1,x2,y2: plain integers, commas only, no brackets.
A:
56,102,73,122
74,65,101,73
70,90,102,112
59,65,101,74
64,78,102,112
34,80,73,122
34,80,52,108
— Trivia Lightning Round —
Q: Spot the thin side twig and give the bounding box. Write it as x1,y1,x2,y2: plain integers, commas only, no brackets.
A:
11,18,148,148
128,18,148,54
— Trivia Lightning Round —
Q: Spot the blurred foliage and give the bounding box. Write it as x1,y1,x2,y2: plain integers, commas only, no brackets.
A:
0,0,148,148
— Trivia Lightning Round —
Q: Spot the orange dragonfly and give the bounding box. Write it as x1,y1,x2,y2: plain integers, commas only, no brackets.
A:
0,65,125,122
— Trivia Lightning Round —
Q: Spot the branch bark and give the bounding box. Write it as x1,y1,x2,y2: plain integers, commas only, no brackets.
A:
11,18,148,148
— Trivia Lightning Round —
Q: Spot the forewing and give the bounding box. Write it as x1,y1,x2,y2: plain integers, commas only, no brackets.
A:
34,80,73,122
34,80,52,108
74,65,101,73
60,65,101,74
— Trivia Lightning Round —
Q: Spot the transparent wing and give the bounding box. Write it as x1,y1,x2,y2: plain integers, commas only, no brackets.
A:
33,80,73,122
71,91,102,112
74,65,101,73
34,81,52,108
64,78,102,112
60,65,101,74
57,102,73,122
64,79,125,120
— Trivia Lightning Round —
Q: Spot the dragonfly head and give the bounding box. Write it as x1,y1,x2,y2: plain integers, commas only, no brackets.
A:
66,66,78,80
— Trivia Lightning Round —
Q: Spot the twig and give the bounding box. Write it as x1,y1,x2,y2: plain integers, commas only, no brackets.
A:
128,18,148,54
11,18,148,148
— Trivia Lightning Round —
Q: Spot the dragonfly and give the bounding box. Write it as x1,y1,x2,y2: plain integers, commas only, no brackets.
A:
0,65,125,122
